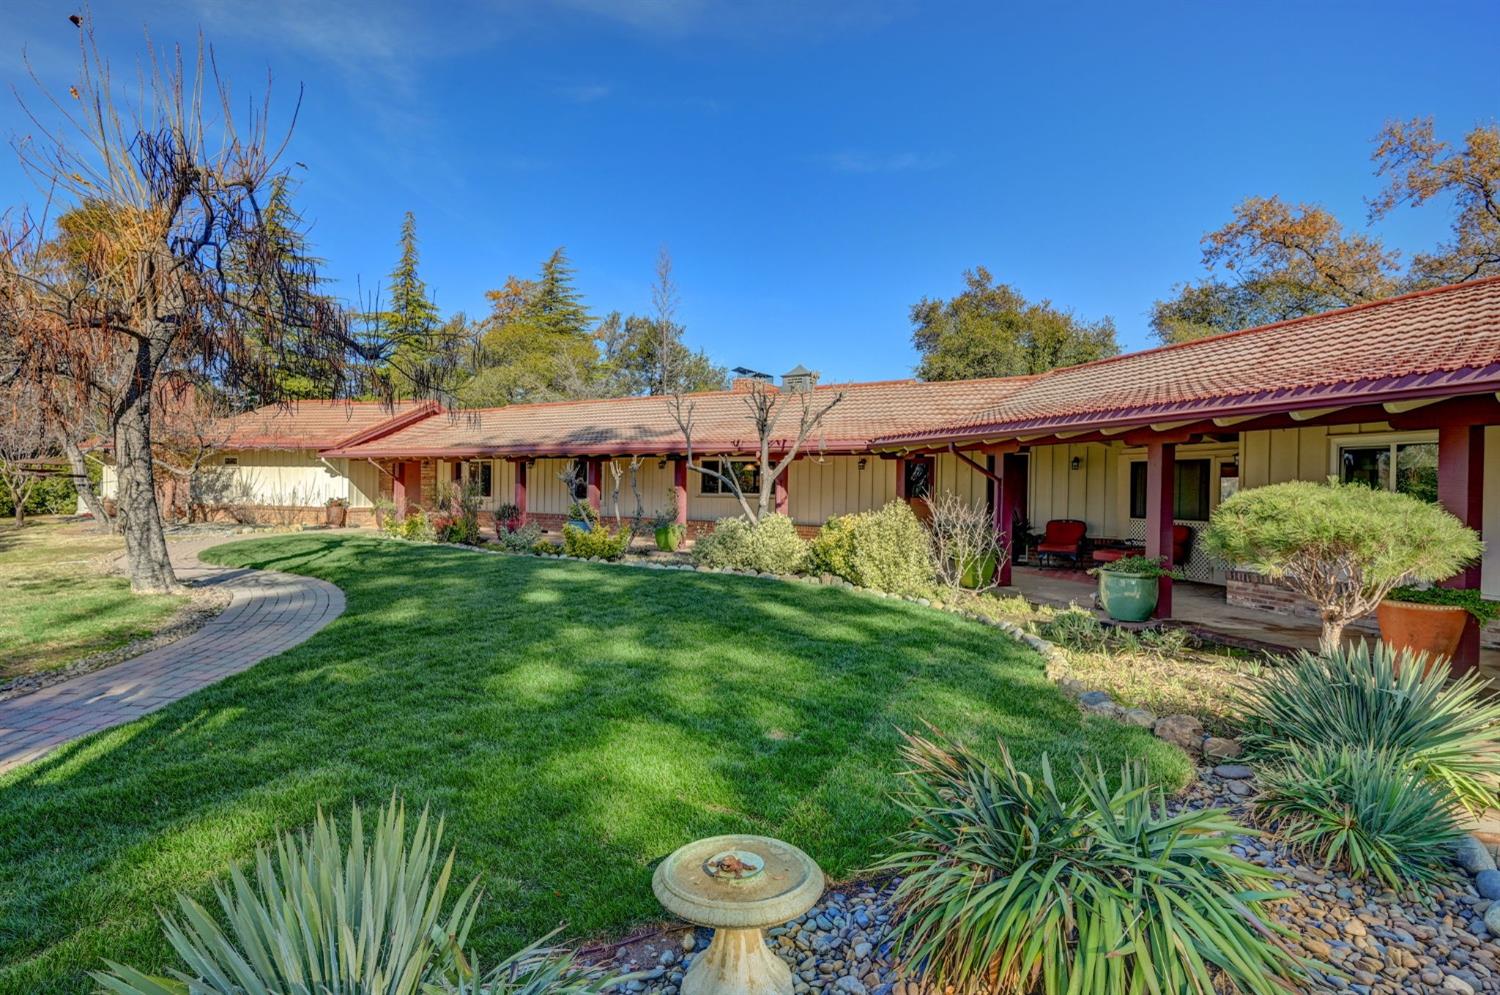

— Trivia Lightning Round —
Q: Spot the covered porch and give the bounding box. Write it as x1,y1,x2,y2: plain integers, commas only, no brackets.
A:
1002,565,1500,678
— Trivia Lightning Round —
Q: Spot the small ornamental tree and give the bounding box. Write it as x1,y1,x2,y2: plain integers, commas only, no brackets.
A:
1203,479,1481,652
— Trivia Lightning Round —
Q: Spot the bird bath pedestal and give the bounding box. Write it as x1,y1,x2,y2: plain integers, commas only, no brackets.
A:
653,835,824,995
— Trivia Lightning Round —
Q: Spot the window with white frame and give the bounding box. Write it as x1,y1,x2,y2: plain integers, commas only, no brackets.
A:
1334,435,1438,503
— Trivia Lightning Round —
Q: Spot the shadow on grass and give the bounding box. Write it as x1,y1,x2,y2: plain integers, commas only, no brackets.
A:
0,534,1190,995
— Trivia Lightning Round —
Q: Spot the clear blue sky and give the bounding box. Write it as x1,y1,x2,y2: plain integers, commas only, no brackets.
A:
4,0,1496,382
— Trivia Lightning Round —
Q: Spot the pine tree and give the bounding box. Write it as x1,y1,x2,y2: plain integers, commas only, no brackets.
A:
378,212,446,396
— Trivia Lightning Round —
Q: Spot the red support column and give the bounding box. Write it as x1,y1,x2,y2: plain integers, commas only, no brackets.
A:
1144,441,1176,618
586,458,602,512
995,452,1024,587
1438,424,1485,674
514,459,528,526
674,458,688,525
774,461,790,517
895,456,909,501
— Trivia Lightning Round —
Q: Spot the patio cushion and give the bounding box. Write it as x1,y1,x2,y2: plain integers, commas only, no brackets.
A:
1037,519,1087,553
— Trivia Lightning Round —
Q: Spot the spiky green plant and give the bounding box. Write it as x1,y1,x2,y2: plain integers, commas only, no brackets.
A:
873,729,1303,995
1255,745,1462,889
1240,641,1500,815
425,936,606,995
93,798,489,995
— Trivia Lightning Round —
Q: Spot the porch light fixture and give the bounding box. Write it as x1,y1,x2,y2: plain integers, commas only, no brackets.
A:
658,459,667,469
1070,456,1082,470
857,458,867,470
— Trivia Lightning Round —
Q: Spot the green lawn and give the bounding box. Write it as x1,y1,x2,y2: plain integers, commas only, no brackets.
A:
0,519,185,681
0,534,1190,994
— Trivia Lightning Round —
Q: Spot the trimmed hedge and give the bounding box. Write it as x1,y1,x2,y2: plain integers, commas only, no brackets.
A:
809,501,935,597
692,515,809,574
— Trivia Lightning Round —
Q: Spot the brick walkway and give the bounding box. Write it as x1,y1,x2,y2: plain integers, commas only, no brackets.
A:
0,537,344,774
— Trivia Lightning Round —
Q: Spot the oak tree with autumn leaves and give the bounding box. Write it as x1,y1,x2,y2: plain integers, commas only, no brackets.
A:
1154,118,1500,343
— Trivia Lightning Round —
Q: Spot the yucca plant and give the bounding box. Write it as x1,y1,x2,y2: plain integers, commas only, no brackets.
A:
426,936,605,995
1255,745,1463,889
93,797,595,995
1240,641,1500,815
873,729,1303,995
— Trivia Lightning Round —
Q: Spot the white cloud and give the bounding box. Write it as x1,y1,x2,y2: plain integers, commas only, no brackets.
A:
556,81,612,103
819,150,948,174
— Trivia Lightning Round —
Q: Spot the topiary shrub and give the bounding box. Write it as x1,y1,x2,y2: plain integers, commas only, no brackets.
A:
93,797,604,995
1255,744,1462,889
874,729,1301,995
1203,479,1480,651
1240,641,1500,816
692,514,809,574
562,523,630,560
809,501,935,596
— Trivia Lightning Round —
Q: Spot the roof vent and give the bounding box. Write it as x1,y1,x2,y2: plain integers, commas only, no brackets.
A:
781,364,818,392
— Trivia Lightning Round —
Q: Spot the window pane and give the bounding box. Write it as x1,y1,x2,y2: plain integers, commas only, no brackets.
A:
905,459,932,500
1396,443,1438,502
737,461,761,494
479,462,493,498
1174,460,1211,520
1129,462,1147,519
1341,447,1390,490
700,460,720,495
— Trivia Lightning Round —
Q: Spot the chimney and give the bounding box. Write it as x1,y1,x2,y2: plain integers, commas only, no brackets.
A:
729,367,774,392
781,364,818,392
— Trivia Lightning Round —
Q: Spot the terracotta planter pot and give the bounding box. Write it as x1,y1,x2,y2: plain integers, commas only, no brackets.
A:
1377,600,1469,671
325,504,347,527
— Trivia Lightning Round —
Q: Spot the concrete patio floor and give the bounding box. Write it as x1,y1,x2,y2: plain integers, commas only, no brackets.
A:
1001,565,1500,677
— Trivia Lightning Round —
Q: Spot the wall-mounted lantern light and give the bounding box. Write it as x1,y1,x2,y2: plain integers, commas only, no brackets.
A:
857,457,868,470
1070,456,1082,471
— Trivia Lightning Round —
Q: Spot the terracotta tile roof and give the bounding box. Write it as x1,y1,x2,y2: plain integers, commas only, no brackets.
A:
323,378,1036,458
222,400,437,450
880,275,1500,444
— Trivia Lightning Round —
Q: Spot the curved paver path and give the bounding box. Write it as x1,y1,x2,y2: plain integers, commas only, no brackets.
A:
0,535,344,774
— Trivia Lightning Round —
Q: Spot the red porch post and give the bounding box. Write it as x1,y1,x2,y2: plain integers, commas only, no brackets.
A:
514,459,529,526
774,458,790,516
895,456,909,501
586,458,602,512
1144,442,1176,618
392,461,408,517
995,452,1025,587
1438,424,1485,674
673,458,688,525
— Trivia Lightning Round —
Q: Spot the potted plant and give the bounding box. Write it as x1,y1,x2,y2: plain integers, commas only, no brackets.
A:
1090,555,1178,622
496,502,522,533
651,502,686,552
324,497,348,527
566,499,598,533
1378,585,1500,670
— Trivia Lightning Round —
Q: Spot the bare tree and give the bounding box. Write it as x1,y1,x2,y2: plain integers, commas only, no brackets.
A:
668,379,844,524
651,246,679,396
0,20,371,591
928,491,1006,598
151,379,232,523
0,382,51,526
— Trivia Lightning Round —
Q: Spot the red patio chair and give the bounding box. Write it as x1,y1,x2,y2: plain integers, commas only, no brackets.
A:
1036,519,1087,567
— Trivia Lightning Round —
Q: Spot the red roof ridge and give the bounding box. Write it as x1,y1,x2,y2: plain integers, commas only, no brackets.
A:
326,400,443,451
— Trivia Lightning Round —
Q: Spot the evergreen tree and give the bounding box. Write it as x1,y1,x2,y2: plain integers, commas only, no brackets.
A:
377,212,447,396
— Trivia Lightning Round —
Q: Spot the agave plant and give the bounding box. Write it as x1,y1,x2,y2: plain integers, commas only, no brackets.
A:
1255,744,1462,890
873,729,1303,995
92,797,592,995
1240,641,1500,815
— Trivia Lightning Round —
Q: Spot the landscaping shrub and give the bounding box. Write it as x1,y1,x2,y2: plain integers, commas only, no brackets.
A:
692,514,809,574
386,511,436,542
1241,641,1500,816
875,729,1299,995
1203,479,1480,651
1255,744,1462,889
808,513,858,577
496,521,543,552
927,492,1003,596
93,797,603,995
808,501,934,595
562,523,630,560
